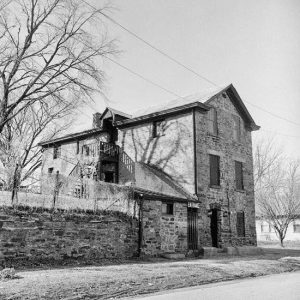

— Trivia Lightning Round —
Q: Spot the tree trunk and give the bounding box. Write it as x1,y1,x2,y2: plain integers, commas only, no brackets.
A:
279,233,285,248
11,163,20,206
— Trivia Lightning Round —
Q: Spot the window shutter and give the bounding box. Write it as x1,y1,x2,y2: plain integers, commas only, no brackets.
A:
214,109,218,135
209,155,220,186
237,212,245,237
235,161,244,190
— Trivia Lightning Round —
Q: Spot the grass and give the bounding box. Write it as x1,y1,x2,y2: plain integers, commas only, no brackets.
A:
258,240,300,249
1,253,300,299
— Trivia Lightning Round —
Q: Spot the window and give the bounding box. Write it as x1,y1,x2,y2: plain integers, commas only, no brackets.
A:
48,168,54,175
233,115,241,142
152,120,166,138
83,145,89,156
76,141,80,154
53,145,61,159
162,203,174,215
209,154,220,186
207,108,218,135
293,224,300,233
235,161,244,190
237,211,245,237
261,223,271,233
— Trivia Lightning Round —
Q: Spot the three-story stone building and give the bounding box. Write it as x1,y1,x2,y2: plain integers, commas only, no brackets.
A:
40,84,259,256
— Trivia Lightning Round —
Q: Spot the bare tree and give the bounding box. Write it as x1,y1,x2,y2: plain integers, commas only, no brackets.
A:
0,0,116,133
0,100,73,202
256,159,300,246
253,136,283,188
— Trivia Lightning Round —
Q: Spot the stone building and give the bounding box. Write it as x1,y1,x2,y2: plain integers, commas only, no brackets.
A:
40,83,260,256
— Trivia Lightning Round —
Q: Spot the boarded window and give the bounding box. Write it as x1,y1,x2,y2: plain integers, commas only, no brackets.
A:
209,154,220,186
53,145,61,159
233,115,241,141
235,161,244,190
162,203,174,215
152,120,166,138
207,108,218,135
237,211,245,237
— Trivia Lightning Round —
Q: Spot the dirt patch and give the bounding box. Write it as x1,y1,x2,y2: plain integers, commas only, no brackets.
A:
1,256,300,299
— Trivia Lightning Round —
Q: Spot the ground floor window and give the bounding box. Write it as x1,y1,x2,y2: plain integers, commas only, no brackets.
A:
236,211,245,237
162,203,174,215
293,223,300,233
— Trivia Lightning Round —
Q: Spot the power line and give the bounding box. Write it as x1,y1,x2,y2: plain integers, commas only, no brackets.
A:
105,56,182,99
82,0,300,130
82,0,218,88
260,128,300,139
244,100,300,127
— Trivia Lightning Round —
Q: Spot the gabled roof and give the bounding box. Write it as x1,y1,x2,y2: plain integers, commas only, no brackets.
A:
116,84,260,131
100,106,132,122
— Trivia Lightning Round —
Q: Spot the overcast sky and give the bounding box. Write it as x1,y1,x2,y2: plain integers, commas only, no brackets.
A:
78,0,300,159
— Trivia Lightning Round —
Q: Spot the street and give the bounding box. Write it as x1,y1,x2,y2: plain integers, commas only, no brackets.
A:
134,271,300,300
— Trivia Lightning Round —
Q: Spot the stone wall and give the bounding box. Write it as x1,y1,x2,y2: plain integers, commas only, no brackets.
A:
0,207,139,266
195,91,257,247
142,200,188,256
118,113,194,194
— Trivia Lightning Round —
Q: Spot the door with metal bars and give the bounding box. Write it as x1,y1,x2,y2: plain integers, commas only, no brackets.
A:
187,207,198,250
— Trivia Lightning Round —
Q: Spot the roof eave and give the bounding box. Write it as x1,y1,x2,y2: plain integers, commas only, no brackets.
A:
39,128,105,147
206,84,260,131
115,102,210,128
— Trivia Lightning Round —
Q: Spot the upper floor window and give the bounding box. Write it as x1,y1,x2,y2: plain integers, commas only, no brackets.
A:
152,120,166,138
83,145,90,156
53,145,61,159
237,211,245,237
235,161,244,190
76,141,80,154
207,108,218,136
209,154,220,187
233,114,241,142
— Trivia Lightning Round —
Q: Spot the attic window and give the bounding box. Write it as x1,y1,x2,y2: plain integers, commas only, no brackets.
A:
152,120,166,138
233,115,241,142
207,108,218,136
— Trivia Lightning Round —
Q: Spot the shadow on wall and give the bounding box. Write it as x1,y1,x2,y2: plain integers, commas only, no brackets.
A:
121,115,194,193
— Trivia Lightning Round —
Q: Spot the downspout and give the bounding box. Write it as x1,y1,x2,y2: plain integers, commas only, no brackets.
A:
226,183,232,244
138,193,144,257
192,108,198,195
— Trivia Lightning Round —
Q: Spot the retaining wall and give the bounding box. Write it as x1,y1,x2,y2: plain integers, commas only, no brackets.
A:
0,207,139,266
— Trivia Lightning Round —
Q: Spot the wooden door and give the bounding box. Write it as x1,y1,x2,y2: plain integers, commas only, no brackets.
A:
210,209,219,247
188,208,198,250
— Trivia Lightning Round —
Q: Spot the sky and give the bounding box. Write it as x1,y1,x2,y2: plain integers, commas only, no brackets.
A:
76,0,300,159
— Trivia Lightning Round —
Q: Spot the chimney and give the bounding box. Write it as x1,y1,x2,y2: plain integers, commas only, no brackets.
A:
93,112,102,128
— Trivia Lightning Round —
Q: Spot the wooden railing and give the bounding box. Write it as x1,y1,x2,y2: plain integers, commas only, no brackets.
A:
120,149,135,174
99,141,119,158
80,141,135,177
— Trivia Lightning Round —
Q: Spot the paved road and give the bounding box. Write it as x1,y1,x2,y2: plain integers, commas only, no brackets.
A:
133,271,300,300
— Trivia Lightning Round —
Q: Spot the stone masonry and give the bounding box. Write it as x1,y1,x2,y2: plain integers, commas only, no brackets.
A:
194,91,257,247
0,207,138,266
